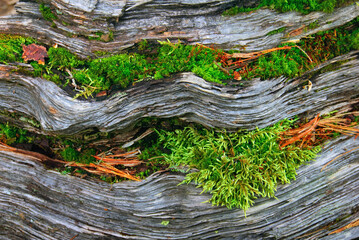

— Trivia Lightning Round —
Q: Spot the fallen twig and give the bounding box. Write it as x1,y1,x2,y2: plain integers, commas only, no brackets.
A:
321,146,359,171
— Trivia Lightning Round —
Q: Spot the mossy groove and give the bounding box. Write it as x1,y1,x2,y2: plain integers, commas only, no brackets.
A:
223,0,357,16
1,17,358,99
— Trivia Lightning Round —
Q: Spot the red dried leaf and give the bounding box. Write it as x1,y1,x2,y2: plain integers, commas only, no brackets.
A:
22,44,48,65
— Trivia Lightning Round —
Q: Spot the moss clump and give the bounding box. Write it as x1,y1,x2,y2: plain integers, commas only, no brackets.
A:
223,0,356,16
0,122,32,145
156,119,321,212
25,39,232,97
0,35,37,64
48,47,85,69
238,17,359,80
60,145,96,164
39,3,57,21
73,53,148,90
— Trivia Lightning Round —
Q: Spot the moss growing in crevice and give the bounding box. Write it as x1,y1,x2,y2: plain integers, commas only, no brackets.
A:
235,17,359,80
223,0,356,16
267,27,286,36
1,17,358,99
1,109,358,209
39,3,57,22
155,119,322,211
0,34,37,64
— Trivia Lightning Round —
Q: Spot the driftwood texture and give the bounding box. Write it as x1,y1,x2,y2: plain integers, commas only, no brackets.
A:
0,1,357,57
1,0,359,239
0,135,358,239
0,51,358,136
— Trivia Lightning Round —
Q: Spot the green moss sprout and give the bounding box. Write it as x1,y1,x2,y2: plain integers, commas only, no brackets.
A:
156,119,322,212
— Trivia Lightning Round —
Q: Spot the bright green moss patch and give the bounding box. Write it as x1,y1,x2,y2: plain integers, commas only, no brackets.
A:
267,27,286,36
0,17,358,98
236,17,359,80
25,39,232,98
39,3,57,21
156,120,322,211
0,35,37,64
223,0,356,16
48,47,85,69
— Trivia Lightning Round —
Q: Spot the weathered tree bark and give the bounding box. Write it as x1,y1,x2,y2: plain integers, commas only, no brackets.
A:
0,0,359,239
0,0,358,57
0,135,358,239
1,50,359,136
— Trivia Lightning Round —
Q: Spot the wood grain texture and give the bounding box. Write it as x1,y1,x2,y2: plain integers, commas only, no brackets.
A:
0,134,358,239
0,51,358,136
0,0,357,57
1,1,359,239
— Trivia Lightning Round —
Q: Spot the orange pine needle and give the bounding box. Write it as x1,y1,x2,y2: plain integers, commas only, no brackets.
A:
280,114,320,148
96,164,140,181
329,218,359,235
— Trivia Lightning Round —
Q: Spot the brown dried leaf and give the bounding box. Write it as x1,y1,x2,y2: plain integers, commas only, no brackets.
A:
22,43,48,65
233,71,241,81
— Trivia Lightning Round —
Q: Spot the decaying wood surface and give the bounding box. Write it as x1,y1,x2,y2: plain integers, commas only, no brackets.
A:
1,0,359,239
0,51,358,136
0,134,358,239
0,0,357,57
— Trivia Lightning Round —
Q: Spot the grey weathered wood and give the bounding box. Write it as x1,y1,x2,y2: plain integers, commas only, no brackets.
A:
0,51,358,136
0,134,358,239
1,1,359,239
0,0,357,57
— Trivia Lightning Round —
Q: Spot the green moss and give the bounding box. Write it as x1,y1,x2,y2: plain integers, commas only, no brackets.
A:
156,119,322,212
60,147,79,161
44,73,61,85
267,27,286,36
39,3,57,21
223,0,356,16
308,20,319,30
138,39,149,51
350,30,359,50
1,16,358,97
61,146,96,164
222,5,262,16
48,47,84,69
244,44,308,79
0,35,37,64
0,122,31,145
